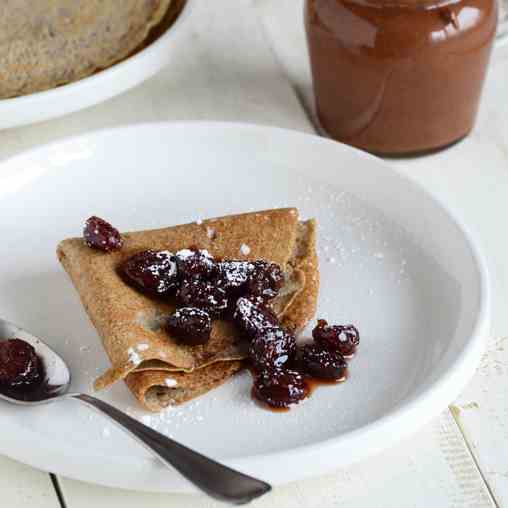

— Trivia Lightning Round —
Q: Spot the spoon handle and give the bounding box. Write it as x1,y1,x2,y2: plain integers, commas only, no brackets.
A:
72,393,270,505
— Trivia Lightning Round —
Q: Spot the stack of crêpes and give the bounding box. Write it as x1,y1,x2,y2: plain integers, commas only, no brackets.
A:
0,0,185,98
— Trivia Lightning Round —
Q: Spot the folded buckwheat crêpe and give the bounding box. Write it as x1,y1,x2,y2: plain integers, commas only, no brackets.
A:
57,209,319,411
0,0,184,98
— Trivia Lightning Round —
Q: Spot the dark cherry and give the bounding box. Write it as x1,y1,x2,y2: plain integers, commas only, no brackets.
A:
166,307,212,346
177,278,228,317
253,368,308,409
0,339,42,388
119,250,178,297
247,261,284,300
233,296,279,340
214,260,255,295
83,216,123,252
299,343,347,380
312,319,360,358
249,327,296,371
175,249,216,280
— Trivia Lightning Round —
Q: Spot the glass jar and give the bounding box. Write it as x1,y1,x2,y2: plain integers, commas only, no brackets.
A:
305,0,498,155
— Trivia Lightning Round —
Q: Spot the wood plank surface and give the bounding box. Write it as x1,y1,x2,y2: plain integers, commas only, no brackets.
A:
0,455,59,507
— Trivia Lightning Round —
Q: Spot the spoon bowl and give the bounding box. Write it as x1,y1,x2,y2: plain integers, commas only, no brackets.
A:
0,318,270,505
0,319,71,404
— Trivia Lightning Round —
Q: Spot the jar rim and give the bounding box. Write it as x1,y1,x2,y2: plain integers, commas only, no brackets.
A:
350,0,462,9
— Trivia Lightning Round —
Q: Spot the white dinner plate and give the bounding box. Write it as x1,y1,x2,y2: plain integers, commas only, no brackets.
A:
0,123,490,492
0,2,191,130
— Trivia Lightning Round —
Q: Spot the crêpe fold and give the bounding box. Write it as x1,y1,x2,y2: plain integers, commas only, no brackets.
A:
57,209,318,411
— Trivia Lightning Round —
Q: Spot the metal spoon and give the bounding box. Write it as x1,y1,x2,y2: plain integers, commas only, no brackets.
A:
0,318,271,505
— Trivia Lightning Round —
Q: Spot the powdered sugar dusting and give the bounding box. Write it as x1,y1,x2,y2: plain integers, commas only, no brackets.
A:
127,347,142,366
175,307,209,318
234,297,276,333
217,260,254,287
177,248,212,259
144,250,177,293
136,343,149,352
176,248,194,259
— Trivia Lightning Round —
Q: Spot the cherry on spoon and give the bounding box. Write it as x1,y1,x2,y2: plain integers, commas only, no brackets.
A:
0,318,271,505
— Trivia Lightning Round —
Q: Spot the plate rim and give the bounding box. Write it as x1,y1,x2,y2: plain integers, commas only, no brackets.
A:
0,121,491,491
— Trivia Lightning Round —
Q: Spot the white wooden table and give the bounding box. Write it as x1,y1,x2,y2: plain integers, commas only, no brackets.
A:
1,1,507,506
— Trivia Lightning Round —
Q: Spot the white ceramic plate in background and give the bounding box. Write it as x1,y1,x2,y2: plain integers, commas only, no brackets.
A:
0,2,192,130
0,123,490,492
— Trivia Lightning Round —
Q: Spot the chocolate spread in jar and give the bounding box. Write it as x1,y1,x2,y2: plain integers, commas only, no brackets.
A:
305,0,498,155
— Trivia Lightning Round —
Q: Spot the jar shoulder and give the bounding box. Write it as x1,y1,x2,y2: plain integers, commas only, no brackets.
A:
305,0,498,55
